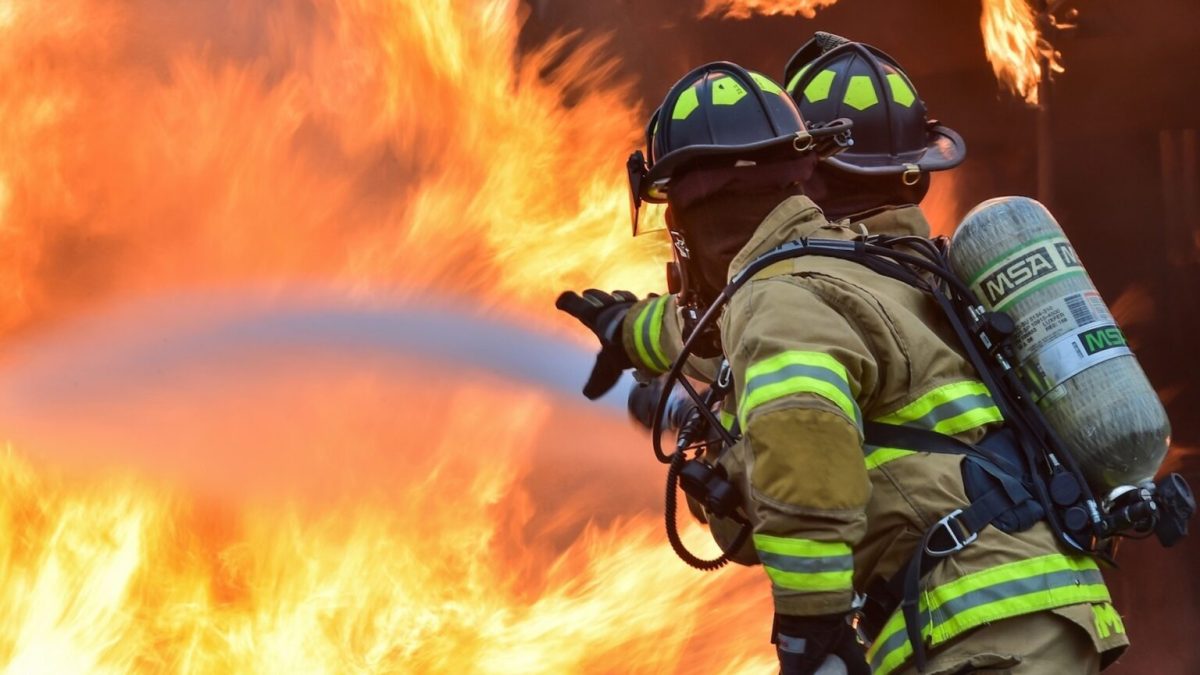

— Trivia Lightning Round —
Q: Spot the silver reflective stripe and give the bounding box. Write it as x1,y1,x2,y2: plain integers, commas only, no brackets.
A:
777,634,808,654
757,550,854,574
867,555,1110,675
746,362,856,418
931,568,1105,623
740,354,861,429
637,296,669,372
904,392,997,430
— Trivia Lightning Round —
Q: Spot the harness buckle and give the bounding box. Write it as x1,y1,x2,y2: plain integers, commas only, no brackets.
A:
925,509,978,557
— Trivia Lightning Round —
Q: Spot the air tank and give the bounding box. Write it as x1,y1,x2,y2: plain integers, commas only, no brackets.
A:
950,196,1170,492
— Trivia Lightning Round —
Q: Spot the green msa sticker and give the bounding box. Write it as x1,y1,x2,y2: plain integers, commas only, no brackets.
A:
1079,325,1127,355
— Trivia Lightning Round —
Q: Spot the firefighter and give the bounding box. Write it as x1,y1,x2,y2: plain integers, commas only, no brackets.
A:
558,51,1128,675
774,35,1129,674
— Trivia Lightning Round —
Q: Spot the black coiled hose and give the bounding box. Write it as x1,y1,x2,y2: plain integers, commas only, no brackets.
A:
664,452,751,570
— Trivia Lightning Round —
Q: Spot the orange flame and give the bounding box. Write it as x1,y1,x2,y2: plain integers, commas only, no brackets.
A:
0,0,667,337
701,0,1066,106
980,0,1063,105
0,367,772,672
0,290,778,671
0,0,790,670
700,0,839,19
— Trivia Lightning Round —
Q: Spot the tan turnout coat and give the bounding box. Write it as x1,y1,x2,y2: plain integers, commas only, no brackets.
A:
623,196,1127,674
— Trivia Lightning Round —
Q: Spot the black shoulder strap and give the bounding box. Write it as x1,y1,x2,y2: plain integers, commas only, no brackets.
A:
863,421,1006,466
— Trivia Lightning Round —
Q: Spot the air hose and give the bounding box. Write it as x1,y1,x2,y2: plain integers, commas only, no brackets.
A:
648,233,1111,557
664,451,751,570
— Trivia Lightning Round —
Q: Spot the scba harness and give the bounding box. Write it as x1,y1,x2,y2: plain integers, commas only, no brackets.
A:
641,233,1194,671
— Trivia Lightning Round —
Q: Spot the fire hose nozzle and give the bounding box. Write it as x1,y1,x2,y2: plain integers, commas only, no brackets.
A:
627,378,700,432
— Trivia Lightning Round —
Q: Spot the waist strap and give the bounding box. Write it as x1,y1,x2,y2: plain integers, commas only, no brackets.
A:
859,423,1042,672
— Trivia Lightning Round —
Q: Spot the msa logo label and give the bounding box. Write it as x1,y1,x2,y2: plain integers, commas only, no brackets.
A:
1080,325,1127,355
973,237,1084,310
1055,241,1080,267
979,248,1058,306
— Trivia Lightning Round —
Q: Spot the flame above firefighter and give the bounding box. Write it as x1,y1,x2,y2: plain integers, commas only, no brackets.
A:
701,0,1064,104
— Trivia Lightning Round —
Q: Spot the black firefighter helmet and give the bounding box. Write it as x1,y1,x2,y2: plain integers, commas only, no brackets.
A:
782,33,965,183
626,61,851,233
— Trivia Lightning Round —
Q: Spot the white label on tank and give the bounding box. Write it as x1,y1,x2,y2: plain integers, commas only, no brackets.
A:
968,235,1087,312
1020,320,1133,401
1012,291,1115,360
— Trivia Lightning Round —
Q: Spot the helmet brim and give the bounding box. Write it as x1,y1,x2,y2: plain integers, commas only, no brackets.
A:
640,119,853,203
823,124,965,175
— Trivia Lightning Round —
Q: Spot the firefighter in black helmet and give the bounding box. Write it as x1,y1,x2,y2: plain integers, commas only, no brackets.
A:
782,33,965,220
779,34,1129,675
561,41,1131,675
556,62,851,400
564,63,873,675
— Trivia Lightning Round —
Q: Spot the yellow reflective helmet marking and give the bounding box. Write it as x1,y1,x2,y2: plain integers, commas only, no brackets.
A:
671,86,701,120
786,64,812,95
711,75,748,105
803,69,836,103
750,71,784,95
887,73,916,107
843,75,879,111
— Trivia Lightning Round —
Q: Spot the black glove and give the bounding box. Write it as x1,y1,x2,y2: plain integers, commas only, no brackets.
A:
555,289,639,400
774,613,869,675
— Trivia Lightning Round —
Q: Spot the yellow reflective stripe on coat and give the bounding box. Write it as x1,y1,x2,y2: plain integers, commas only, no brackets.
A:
1092,602,1125,639
864,380,1003,470
863,446,915,470
875,381,1002,434
866,554,1110,675
631,296,670,373
719,409,736,431
739,351,860,430
753,534,853,593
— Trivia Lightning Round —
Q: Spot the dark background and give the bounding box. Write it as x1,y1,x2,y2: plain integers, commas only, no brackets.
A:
521,1,1200,671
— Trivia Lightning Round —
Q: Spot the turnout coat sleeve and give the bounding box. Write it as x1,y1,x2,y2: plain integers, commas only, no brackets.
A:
721,272,877,617
622,293,721,381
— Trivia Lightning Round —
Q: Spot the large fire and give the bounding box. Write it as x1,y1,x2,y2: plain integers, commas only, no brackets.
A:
700,0,1064,105
0,301,774,671
0,0,667,336
0,0,786,671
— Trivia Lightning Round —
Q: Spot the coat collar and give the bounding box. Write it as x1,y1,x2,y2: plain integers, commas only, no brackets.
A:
727,199,932,280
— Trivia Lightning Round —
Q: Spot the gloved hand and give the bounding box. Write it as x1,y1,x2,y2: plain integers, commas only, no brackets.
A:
774,613,869,675
555,289,639,400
